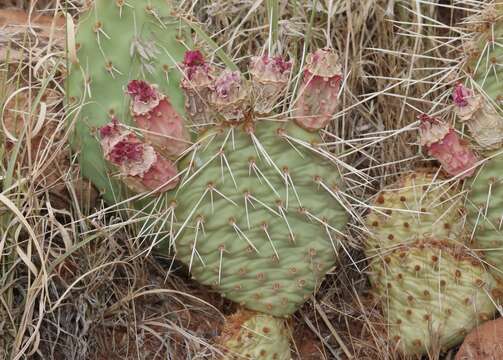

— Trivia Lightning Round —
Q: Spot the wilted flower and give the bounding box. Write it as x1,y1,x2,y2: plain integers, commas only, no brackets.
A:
294,48,342,131
126,79,190,159
249,54,292,114
452,83,503,149
99,119,179,193
419,114,478,178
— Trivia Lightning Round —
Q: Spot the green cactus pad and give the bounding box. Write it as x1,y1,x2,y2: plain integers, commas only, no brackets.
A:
465,153,503,278
369,239,499,356
465,4,503,105
171,120,348,317
218,310,291,360
460,4,503,279
66,0,189,203
365,171,464,253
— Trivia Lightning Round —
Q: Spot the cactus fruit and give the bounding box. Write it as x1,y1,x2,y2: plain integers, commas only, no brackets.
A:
217,310,291,360
210,70,250,123
98,119,179,193
293,48,342,131
365,173,500,356
365,171,464,253
126,80,190,159
368,239,499,356
180,50,215,126
249,55,292,115
66,0,189,203
418,115,478,179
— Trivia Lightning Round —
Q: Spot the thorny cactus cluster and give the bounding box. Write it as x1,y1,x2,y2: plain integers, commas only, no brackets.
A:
416,2,503,279
66,0,503,358
365,172,500,355
363,2,503,357
67,0,349,358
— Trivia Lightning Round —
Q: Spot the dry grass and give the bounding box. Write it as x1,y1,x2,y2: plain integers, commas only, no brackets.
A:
0,0,480,359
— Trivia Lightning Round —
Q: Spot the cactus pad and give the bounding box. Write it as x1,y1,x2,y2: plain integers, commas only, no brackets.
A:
456,4,503,279
67,2,350,353
218,310,291,359
66,0,189,203
465,156,503,278
172,120,348,317
369,239,499,356
365,171,464,253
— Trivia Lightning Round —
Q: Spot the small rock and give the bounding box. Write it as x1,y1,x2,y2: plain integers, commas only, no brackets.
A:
456,317,503,360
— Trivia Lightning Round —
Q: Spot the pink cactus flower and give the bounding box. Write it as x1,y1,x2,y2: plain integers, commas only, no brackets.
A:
418,114,478,178
249,54,292,114
209,70,248,123
294,48,342,131
126,80,190,158
99,120,179,193
452,83,503,149
180,50,214,126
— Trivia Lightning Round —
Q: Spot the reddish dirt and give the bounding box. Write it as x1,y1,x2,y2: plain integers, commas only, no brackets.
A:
456,317,503,360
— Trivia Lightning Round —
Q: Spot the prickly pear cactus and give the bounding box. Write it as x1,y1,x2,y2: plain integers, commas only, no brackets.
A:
365,171,464,253
365,173,500,356
443,4,503,279
173,118,347,317
66,0,189,203
217,310,291,360
368,239,499,356
67,2,349,356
